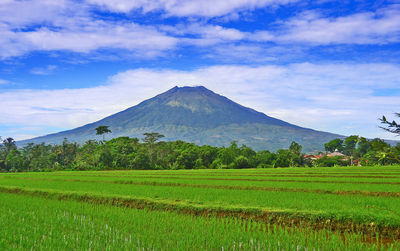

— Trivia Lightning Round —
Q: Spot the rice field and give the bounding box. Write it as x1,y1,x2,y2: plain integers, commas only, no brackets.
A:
1,166,400,250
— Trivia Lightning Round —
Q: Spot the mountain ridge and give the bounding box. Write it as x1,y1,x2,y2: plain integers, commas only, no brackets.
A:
18,86,343,152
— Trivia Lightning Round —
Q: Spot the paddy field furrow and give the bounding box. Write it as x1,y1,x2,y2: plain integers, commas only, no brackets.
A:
5,175,400,197
2,192,397,250
2,167,400,249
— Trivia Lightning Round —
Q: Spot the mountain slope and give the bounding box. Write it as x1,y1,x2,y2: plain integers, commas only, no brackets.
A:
19,86,343,152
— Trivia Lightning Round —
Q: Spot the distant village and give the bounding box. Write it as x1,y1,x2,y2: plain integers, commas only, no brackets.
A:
304,150,358,166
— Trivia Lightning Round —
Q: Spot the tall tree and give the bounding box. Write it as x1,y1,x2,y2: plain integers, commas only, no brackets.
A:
324,138,343,153
355,137,371,157
95,126,112,142
370,138,390,152
143,133,165,145
3,137,16,152
342,136,359,156
143,132,165,168
288,141,303,167
341,135,359,166
380,113,400,136
289,141,302,156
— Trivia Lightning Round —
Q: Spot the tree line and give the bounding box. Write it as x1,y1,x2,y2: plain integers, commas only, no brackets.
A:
0,131,399,172
1,115,399,172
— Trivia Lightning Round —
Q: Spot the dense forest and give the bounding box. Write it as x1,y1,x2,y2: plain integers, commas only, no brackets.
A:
1,130,399,172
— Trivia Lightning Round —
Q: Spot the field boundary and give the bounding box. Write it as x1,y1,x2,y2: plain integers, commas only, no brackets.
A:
4,176,400,198
90,172,400,179
7,173,400,185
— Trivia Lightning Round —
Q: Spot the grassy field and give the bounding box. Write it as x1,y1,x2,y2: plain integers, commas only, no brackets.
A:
1,166,400,250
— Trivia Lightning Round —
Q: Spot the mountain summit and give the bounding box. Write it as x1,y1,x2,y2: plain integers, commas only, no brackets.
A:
19,86,342,152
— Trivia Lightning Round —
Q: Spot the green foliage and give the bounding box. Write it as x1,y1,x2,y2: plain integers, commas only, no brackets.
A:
209,158,222,169
380,113,400,135
355,137,371,157
315,156,348,167
342,135,359,156
370,138,390,152
143,132,165,145
95,125,112,141
99,147,113,169
217,148,235,166
256,163,273,168
317,136,400,167
1,133,399,172
2,137,16,152
132,150,150,170
5,150,26,172
197,145,218,167
175,148,198,169
232,155,250,169
271,143,304,168
324,138,343,153
289,141,302,156
72,140,101,170
255,150,275,166
273,149,291,168
95,125,111,135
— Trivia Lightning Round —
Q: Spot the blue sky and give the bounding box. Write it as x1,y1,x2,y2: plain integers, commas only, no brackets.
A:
0,0,400,141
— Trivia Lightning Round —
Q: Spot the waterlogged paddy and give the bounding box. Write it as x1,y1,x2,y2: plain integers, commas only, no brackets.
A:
1,166,400,250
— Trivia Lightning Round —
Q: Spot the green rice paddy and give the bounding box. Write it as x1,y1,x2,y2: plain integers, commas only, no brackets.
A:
1,166,400,250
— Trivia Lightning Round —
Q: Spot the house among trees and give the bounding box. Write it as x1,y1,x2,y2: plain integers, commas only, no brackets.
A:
326,150,346,157
303,154,324,161
304,149,351,166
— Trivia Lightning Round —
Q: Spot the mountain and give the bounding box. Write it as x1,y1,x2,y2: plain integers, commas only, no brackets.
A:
19,86,343,152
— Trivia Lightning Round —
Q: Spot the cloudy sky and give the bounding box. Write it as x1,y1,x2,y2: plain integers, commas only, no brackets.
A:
0,0,400,141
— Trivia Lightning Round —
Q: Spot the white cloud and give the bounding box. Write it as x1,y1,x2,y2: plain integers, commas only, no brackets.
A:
0,0,178,58
0,79,11,85
0,19,178,58
0,1,399,59
87,0,299,17
30,65,57,75
263,7,400,44
204,44,277,62
1,63,400,140
186,24,246,41
168,23,248,47
0,0,76,27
